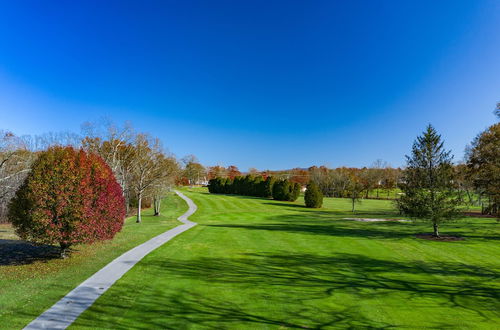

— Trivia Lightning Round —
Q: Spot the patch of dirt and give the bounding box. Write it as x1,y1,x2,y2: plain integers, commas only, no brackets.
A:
415,233,464,241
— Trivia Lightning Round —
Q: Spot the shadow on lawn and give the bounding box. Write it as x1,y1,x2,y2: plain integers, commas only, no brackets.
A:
73,252,499,329
208,209,499,241
0,239,60,266
206,213,415,240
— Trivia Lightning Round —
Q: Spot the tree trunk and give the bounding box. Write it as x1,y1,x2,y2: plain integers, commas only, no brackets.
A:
60,242,71,259
352,198,355,212
136,194,142,223
466,190,472,204
433,222,439,237
154,197,161,216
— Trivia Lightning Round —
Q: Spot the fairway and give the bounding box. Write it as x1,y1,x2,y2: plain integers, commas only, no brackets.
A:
71,188,500,329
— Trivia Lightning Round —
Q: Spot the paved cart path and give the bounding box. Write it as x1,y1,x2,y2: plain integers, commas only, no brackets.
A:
24,191,197,330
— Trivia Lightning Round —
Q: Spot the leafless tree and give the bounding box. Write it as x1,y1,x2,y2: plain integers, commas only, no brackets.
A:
81,120,135,211
0,131,34,222
131,134,170,223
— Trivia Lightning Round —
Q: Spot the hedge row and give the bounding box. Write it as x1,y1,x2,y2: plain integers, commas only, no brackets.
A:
208,176,301,202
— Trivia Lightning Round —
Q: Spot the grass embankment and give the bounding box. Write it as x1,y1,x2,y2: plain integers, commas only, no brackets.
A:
0,192,187,329
73,188,499,329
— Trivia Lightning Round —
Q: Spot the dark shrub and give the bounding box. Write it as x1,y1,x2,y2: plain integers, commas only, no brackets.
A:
304,182,323,208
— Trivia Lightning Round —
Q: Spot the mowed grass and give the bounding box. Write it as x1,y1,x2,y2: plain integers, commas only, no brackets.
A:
0,192,187,329
72,188,499,329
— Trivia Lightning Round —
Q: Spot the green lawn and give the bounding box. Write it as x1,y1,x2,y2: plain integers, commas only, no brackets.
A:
0,192,187,329
72,188,499,329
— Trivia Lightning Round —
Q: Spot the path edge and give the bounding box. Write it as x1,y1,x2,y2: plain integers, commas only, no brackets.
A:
24,190,197,330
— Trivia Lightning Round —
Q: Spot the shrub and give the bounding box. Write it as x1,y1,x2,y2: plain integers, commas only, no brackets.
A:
304,182,323,208
8,146,125,257
272,179,300,201
290,182,301,201
262,176,275,197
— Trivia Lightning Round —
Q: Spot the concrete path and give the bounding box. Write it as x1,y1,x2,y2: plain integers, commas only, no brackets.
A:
24,191,197,330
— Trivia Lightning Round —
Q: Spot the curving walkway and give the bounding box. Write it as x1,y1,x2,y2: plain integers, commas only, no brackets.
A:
24,191,197,330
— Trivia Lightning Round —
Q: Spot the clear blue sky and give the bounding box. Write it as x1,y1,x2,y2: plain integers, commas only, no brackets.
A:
1,0,499,170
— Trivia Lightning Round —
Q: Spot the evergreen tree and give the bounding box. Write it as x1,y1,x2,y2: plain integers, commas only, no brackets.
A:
289,182,301,202
397,125,462,237
305,182,323,208
272,179,287,201
263,176,276,197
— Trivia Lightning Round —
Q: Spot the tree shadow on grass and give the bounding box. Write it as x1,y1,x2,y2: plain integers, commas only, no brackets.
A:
206,211,415,240
0,239,60,266
75,288,397,329
263,201,308,208
208,209,499,242
74,252,499,329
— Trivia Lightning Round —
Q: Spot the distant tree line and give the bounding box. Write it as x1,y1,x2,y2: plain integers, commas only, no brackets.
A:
208,175,301,202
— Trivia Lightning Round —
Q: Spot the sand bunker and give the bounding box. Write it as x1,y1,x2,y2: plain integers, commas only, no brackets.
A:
344,218,410,222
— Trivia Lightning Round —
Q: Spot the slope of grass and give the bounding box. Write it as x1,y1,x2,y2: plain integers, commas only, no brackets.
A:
0,192,187,329
72,188,500,329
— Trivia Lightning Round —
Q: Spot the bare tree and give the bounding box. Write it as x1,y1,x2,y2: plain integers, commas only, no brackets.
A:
81,120,135,211
0,131,34,222
131,134,168,223
150,156,179,216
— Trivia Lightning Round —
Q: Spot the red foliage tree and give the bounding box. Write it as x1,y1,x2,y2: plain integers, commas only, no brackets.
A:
226,165,241,179
8,146,125,257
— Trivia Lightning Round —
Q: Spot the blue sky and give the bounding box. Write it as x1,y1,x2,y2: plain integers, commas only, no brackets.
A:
0,0,499,170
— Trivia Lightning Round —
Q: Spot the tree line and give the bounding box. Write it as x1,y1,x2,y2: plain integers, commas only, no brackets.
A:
208,175,301,202
0,120,206,224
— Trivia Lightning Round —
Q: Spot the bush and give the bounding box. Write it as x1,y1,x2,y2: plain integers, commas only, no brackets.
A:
290,182,301,201
8,146,126,257
304,182,323,208
272,179,301,202
262,176,275,197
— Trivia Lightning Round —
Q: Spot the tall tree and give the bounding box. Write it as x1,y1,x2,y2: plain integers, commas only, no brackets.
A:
466,122,500,218
0,131,34,222
151,156,179,216
397,125,462,237
207,165,227,179
346,171,365,212
226,165,241,179
182,155,206,185
131,134,166,223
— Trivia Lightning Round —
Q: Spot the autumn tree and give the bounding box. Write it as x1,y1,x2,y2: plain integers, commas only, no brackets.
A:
226,165,241,179
131,134,169,223
182,155,206,185
81,121,134,211
8,147,125,257
346,171,365,212
466,122,500,218
207,165,227,179
397,125,462,237
150,156,179,216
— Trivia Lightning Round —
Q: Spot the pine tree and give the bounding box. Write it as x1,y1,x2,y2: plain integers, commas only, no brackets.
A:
397,125,462,237
305,182,323,208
